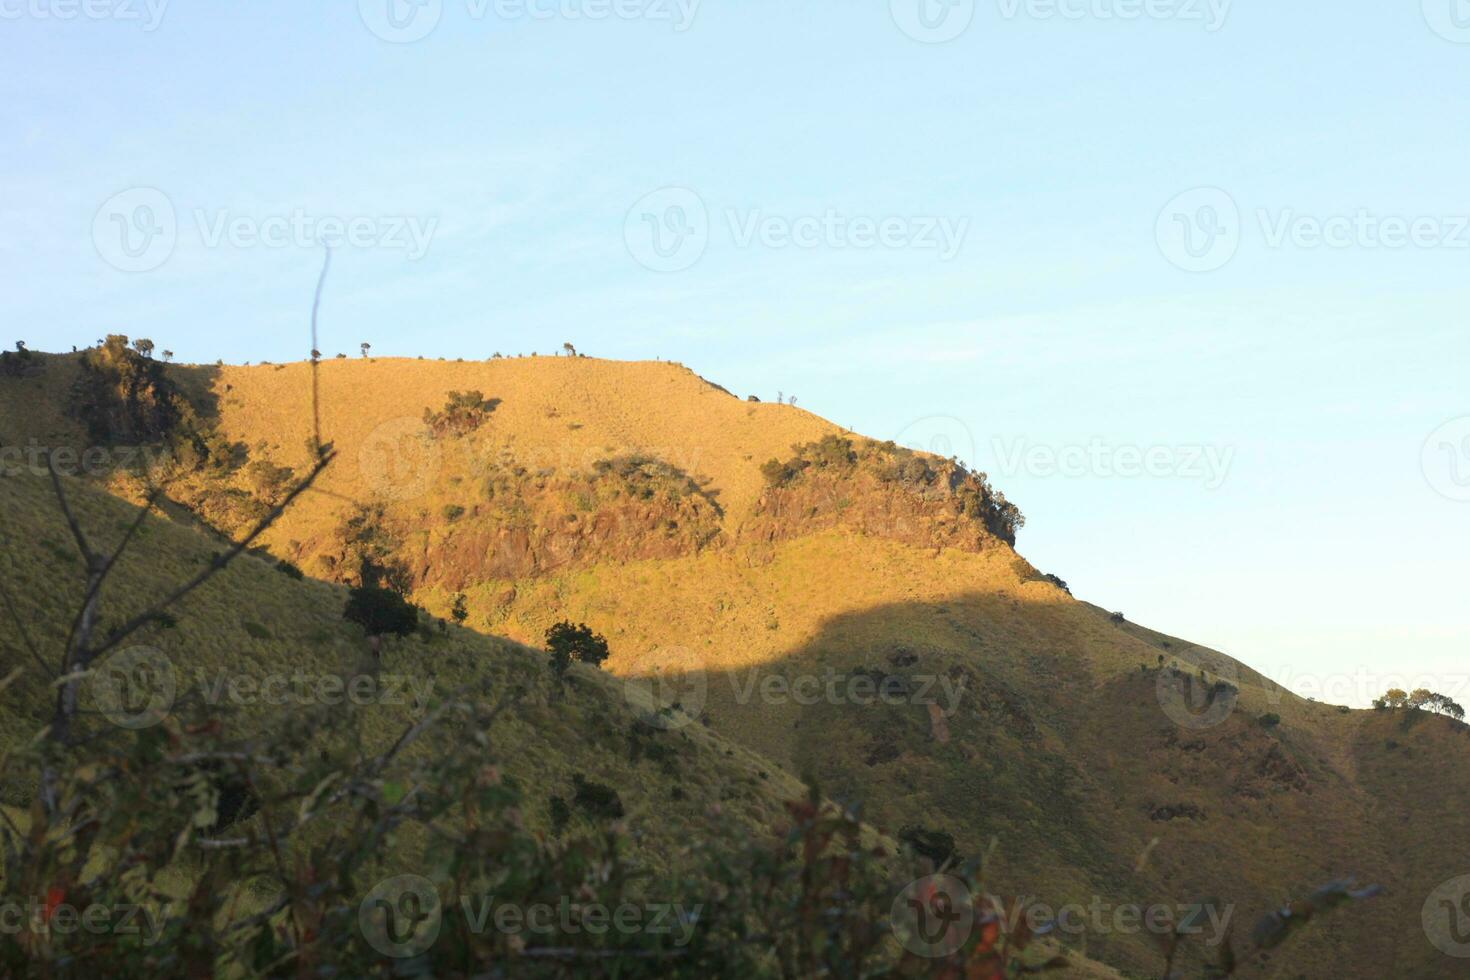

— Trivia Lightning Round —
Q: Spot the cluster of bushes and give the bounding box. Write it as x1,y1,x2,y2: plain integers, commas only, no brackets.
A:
423,390,499,437
65,334,234,474
590,454,708,505
1373,687,1466,720
0,342,42,378
759,436,1025,545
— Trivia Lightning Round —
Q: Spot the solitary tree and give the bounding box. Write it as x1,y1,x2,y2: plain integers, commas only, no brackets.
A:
360,343,371,358
15,341,25,352
562,342,576,357
343,584,418,654
545,620,610,683
134,338,155,359
162,350,174,363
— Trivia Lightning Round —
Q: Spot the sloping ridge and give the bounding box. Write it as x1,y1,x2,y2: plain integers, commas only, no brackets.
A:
4,351,1469,977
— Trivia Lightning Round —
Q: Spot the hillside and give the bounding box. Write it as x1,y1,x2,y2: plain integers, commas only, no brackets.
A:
3,347,1468,977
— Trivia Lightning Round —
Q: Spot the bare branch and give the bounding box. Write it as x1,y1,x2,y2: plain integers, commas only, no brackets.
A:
82,451,335,665
60,483,168,673
46,454,95,564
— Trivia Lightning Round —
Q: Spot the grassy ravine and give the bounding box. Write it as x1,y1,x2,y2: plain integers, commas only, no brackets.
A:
4,350,1469,976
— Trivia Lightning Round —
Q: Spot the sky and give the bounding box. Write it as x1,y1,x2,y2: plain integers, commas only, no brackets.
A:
3,0,1469,705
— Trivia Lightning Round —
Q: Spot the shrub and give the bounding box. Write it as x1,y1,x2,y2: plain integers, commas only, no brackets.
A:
1258,713,1282,728
441,504,465,522
275,560,304,580
546,620,611,680
423,390,499,437
571,773,624,820
245,459,295,505
1043,572,1071,595
343,584,419,640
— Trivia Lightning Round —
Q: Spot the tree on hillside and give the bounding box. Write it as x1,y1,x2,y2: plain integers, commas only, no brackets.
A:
545,620,610,683
360,342,371,358
343,584,418,654
1381,688,1408,709
162,350,174,363
15,340,25,351
133,338,155,358
562,342,576,357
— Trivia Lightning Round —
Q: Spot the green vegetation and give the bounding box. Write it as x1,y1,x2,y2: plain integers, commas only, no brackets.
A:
760,436,1024,545
546,620,611,682
423,389,499,437
344,583,419,642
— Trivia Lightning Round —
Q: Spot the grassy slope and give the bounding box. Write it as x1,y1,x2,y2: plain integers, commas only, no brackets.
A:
5,352,1469,977
0,468,803,851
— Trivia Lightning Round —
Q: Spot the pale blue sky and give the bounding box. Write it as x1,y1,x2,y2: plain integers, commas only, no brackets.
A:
4,1,1469,704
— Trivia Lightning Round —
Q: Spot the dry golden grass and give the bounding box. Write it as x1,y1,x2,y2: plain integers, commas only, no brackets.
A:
6,352,1469,977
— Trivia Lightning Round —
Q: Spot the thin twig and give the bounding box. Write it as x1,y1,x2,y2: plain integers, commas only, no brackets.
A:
83,452,335,665
47,454,95,563
60,483,167,672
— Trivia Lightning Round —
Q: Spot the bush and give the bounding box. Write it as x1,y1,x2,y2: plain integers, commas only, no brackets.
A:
1258,713,1282,728
546,620,611,679
441,504,465,522
571,773,624,820
423,390,498,437
343,584,419,640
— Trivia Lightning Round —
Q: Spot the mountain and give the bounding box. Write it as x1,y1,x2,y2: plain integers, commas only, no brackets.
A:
3,346,1467,977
